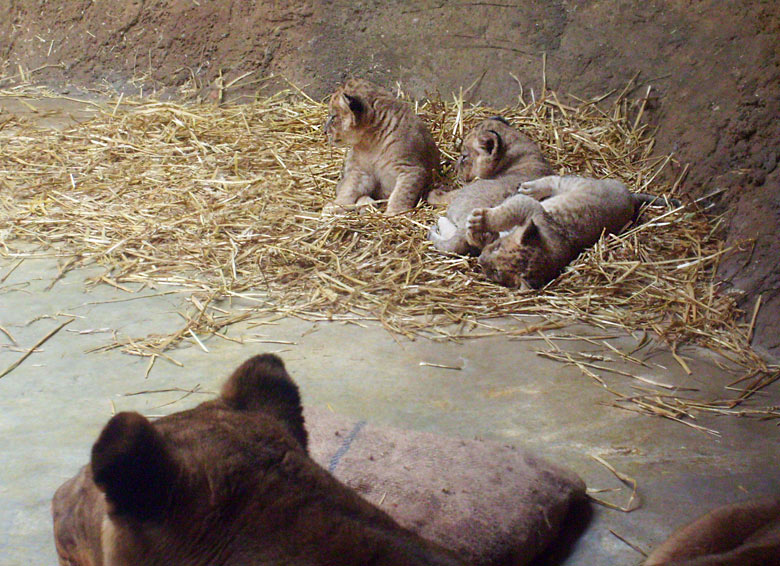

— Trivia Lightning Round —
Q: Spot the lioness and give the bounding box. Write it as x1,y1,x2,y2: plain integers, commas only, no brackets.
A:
52,354,466,566
323,78,440,215
468,175,661,289
644,497,780,566
427,117,553,255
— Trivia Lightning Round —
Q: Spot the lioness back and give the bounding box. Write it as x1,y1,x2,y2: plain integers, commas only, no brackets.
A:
644,497,780,566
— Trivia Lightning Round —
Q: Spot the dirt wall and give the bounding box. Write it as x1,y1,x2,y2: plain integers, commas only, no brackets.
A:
1,0,778,358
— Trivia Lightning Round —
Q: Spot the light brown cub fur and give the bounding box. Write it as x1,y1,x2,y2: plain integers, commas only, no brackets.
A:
323,78,440,215
427,117,553,254
52,354,466,566
644,497,780,566
469,175,636,289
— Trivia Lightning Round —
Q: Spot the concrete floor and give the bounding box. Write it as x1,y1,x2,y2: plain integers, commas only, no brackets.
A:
1,97,779,565
2,251,779,566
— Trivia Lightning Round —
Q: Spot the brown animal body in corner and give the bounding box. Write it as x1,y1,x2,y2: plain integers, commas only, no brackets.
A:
467,175,666,289
643,496,780,566
427,117,553,255
323,78,440,215
51,354,466,566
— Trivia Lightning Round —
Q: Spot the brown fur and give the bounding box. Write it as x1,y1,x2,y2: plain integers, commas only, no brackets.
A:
468,175,637,289
427,117,553,255
323,78,440,215
51,354,466,566
644,497,780,566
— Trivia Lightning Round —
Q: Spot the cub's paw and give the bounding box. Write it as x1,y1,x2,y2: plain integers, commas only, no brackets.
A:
466,208,497,248
519,175,558,199
322,202,354,216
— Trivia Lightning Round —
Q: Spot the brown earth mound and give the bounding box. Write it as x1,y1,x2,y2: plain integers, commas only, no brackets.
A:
1,0,778,359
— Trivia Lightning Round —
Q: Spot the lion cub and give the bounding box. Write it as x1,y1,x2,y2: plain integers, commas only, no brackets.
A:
427,117,553,254
644,497,780,566
467,175,638,289
323,78,440,215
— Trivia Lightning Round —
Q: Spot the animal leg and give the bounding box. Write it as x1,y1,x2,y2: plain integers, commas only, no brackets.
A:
386,170,429,215
466,194,542,247
517,175,563,200
327,166,378,212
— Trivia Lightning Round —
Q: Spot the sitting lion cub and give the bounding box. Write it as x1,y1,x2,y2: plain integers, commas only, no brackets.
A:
323,78,440,215
467,175,642,289
52,354,466,566
427,117,553,254
644,496,780,566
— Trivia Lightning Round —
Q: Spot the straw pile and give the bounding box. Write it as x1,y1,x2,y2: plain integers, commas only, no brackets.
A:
1,77,777,427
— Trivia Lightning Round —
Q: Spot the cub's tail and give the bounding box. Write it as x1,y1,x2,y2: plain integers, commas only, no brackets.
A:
633,193,682,208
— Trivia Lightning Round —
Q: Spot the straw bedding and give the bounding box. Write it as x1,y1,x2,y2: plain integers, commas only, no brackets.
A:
1,79,777,428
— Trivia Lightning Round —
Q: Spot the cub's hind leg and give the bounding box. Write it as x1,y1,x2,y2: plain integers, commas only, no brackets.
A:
466,194,543,248
386,169,430,215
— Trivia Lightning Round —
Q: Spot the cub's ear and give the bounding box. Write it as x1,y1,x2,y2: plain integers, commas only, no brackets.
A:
520,219,540,245
342,93,365,117
488,115,511,126
478,129,502,156
221,354,308,451
91,412,177,521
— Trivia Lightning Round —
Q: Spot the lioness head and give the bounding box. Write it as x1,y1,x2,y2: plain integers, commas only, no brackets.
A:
53,354,465,566
88,354,308,566
324,78,386,146
478,219,555,289
456,116,515,182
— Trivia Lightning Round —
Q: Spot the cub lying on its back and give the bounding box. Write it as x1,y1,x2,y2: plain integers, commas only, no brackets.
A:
428,117,553,255
52,354,466,566
644,496,780,566
467,175,640,289
323,78,440,215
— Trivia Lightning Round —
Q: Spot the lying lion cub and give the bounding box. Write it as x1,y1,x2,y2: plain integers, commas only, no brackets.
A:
323,78,440,215
428,117,553,254
52,354,466,566
644,496,780,566
468,175,664,289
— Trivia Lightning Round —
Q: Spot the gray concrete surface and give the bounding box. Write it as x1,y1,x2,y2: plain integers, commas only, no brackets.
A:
1,98,779,565
1,252,779,566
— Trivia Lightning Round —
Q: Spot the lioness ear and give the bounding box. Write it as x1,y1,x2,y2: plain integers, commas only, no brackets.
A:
221,354,308,451
479,130,502,156
342,93,365,117
91,412,177,521
520,219,540,245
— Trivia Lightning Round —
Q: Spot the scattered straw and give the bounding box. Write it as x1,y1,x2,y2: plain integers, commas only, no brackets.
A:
1,79,777,426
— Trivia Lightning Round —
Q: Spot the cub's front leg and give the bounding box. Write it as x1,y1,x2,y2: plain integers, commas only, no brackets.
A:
325,167,378,214
517,175,563,200
466,194,543,247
